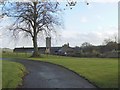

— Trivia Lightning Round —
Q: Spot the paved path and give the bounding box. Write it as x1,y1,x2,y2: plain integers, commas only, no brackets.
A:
2,58,97,88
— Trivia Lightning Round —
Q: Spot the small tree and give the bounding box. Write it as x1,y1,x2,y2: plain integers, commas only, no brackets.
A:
103,38,112,45
103,38,118,52
81,42,92,48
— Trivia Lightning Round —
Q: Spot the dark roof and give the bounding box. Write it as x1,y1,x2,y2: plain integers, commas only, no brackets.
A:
14,47,61,49
13,47,62,51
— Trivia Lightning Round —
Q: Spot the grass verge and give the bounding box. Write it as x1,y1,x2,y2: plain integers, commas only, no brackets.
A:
2,60,27,88
0,60,2,89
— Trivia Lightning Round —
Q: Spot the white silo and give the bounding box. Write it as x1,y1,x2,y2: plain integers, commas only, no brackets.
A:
45,37,51,54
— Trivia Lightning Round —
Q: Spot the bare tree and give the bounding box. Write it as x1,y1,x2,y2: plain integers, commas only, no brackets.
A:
81,42,92,48
103,35,118,45
102,38,112,45
2,0,62,57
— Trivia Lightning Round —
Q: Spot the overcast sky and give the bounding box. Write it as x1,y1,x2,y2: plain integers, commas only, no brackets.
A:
0,0,119,49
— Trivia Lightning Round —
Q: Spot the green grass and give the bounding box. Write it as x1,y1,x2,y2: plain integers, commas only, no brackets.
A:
2,60,27,88
0,60,2,89
2,52,118,88
2,52,31,58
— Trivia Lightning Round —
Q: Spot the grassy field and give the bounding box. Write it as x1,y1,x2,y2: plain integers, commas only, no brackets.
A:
0,60,2,89
2,52,118,88
2,52,30,58
2,60,27,88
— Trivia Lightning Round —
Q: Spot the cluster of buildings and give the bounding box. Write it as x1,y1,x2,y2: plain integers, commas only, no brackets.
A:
13,37,119,58
14,37,73,56
14,44,73,56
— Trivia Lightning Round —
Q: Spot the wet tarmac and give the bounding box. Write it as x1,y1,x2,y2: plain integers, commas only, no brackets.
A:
2,58,97,88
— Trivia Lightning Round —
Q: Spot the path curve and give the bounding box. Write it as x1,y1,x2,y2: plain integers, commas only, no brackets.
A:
3,58,96,88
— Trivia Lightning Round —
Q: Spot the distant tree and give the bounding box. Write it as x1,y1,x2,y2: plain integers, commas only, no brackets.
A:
80,42,93,55
103,38,117,45
73,46,81,57
103,34,118,45
81,42,92,48
62,43,70,48
2,0,62,57
103,38,118,52
103,38,113,45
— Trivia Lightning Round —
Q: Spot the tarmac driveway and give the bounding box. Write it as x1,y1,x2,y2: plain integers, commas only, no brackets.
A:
2,58,97,88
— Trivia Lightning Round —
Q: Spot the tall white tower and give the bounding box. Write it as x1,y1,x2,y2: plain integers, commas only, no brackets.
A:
45,37,51,54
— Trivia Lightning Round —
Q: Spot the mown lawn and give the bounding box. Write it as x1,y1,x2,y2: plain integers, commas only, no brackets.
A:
0,60,2,89
2,52,118,88
2,60,27,88
2,52,30,58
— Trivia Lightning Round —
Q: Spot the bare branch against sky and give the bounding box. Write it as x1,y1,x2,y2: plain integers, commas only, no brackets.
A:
1,0,63,56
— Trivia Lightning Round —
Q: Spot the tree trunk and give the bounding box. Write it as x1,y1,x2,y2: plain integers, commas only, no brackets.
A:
32,2,40,57
32,36,40,57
